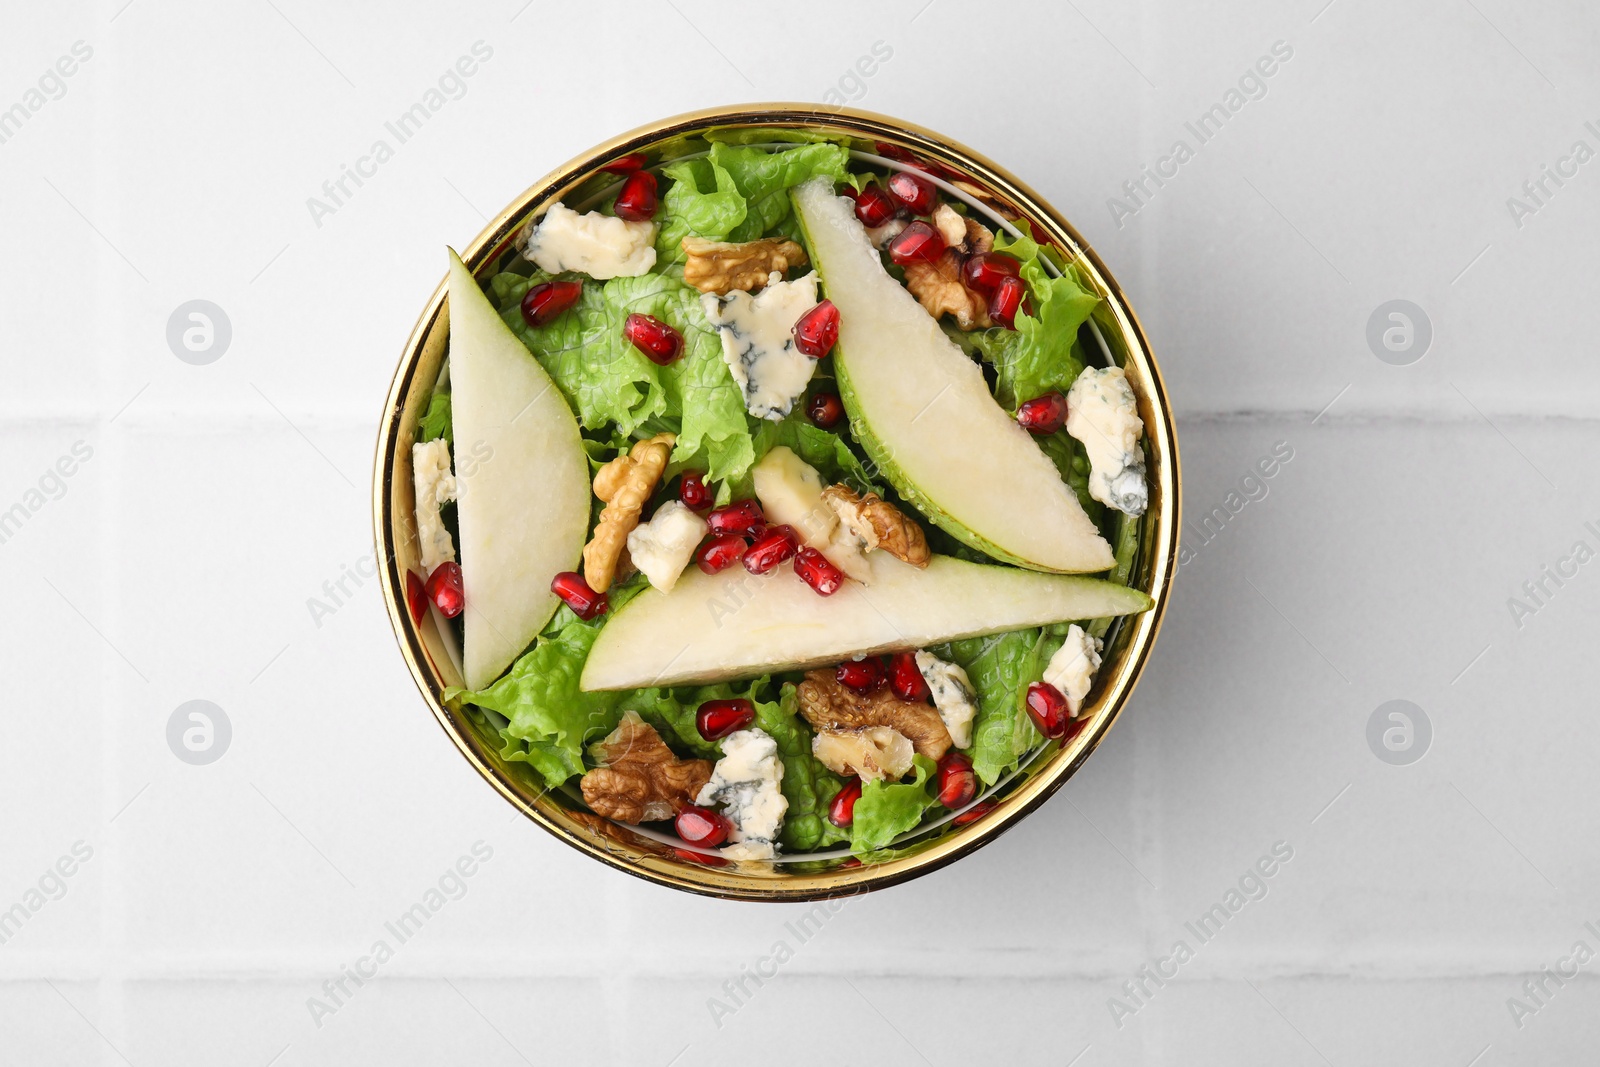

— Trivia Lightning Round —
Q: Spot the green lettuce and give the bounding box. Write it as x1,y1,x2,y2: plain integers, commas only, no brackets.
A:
850,755,938,853
935,629,1047,786
746,411,881,496
656,141,851,265
757,685,850,852
418,391,452,445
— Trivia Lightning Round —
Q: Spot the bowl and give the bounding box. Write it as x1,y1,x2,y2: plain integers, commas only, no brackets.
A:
373,104,1179,901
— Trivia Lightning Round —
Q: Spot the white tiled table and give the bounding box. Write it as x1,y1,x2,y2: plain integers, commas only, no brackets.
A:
3,1,1597,1063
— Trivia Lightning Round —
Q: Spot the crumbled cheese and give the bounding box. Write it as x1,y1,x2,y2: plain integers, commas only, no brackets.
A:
915,650,977,748
1065,366,1148,516
931,203,966,247
521,201,657,279
1042,624,1103,715
412,438,457,575
697,728,788,859
625,501,707,594
750,446,873,584
701,272,821,421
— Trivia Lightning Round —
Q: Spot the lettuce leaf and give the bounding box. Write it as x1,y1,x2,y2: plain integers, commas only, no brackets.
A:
757,684,850,852
972,230,1102,410
418,391,452,445
655,142,851,265
850,755,938,853
935,629,1046,786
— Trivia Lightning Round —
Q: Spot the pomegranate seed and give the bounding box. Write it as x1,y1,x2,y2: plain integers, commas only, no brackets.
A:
836,657,884,694
853,184,898,228
1063,716,1090,744
806,392,844,429
791,300,840,358
696,533,748,574
706,499,765,537
1025,681,1073,739
888,651,930,701
696,699,756,741
1016,392,1068,435
674,846,729,867
743,525,799,575
678,471,712,511
1029,220,1052,245
874,142,958,181
936,752,977,808
612,170,658,221
425,562,464,618
840,856,863,869
887,221,944,265
623,312,683,365
961,252,1021,295
675,805,732,846
989,274,1027,329
550,571,607,620
887,171,936,216
601,152,647,174
793,546,844,596
520,280,583,327
405,569,428,624
953,800,995,827
828,778,864,828
838,184,860,201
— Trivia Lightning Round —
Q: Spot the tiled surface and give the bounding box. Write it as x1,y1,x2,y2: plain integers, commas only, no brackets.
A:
3,1,1597,1063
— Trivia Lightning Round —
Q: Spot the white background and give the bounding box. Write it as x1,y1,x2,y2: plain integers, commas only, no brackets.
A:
3,1,1598,1064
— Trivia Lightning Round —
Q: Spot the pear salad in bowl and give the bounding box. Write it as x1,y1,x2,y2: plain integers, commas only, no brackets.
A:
396,122,1162,877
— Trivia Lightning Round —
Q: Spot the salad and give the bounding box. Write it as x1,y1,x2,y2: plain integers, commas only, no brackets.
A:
406,131,1155,864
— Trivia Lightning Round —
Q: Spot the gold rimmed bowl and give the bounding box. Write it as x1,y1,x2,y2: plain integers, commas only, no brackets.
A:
373,104,1179,901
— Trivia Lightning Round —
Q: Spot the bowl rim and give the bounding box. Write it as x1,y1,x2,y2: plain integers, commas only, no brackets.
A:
372,102,1181,901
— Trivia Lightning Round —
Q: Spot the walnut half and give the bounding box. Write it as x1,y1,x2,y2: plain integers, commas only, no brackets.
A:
580,712,712,824
813,727,915,782
796,670,952,760
821,485,930,568
902,214,997,330
583,432,674,592
682,236,808,295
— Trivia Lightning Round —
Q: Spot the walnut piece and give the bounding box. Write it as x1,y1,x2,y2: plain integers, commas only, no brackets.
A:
812,726,915,782
902,215,996,329
583,432,674,592
932,203,968,248
820,484,930,568
796,669,952,760
580,712,713,824
682,236,808,295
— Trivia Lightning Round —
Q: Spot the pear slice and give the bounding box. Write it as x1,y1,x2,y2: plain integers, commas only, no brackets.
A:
446,248,590,689
791,178,1114,573
580,553,1151,690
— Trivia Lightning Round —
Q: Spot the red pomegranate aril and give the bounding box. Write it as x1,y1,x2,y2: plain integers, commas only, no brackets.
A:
888,651,930,702
520,280,583,327
853,184,899,228
1016,392,1068,435
675,805,731,845
989,274,1027,329
828,778,864,828
678,470,712,511
936,752,977,808
1025,681,1073,739
405,569,428,624
887,221,945,265
961,252,1021,295
887,171,937,216
623,312,683,365
791,300,840,358
743,525,799,575
698,701,755,744
806,391,844,429
696,698,756,741
953,799,995,827
612,169,658,221
425,561,464,618
696,533,748,574
836,657,884,694
793,546,844,596
550,570,607,620
674,846,729,867
601,152,647,174
706,499,766,537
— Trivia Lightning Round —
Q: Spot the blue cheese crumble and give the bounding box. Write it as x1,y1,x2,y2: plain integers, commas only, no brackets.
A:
700,271,820,421
1065,366,1147,516
411,438,457,575
696,727,788,859
1042,624,1103,716
915,650,976,748
521,201,656,279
